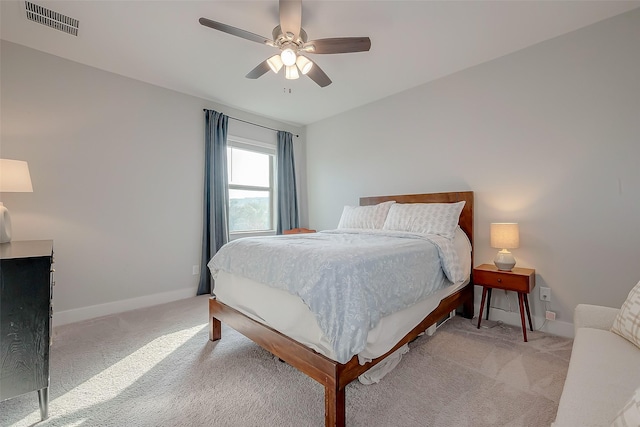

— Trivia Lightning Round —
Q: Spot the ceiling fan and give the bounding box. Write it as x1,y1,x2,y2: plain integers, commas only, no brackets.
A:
199,0,371,88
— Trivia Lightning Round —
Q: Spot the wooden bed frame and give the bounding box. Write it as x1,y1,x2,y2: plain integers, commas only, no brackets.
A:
208,191,474,426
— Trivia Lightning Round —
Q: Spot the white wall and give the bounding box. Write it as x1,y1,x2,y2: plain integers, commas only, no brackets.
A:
306,9,640,336
0,40,306,325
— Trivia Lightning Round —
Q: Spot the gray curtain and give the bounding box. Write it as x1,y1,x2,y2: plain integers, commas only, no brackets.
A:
197,109,229,295
276,131,299,234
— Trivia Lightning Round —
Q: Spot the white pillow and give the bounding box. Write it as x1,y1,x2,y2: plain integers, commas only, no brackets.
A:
611,386,640,427
611,279,640,349
337,201,395,229
382,201,465,240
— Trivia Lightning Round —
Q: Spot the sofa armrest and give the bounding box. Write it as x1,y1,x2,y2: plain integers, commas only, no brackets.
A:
574,304,620,334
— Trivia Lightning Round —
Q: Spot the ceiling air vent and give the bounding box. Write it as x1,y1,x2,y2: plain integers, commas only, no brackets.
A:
25,1,79,36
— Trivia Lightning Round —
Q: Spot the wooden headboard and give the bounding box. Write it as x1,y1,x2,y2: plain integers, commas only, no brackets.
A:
360,191,474,264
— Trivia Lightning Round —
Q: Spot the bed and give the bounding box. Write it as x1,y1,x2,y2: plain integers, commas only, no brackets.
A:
207,191,474,426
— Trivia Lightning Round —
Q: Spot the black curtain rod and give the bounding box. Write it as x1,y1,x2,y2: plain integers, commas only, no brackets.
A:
202,109,299,137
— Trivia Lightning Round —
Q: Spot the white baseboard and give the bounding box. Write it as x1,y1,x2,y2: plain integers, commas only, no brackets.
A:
52,289,575,338
53,287,197,327
483,307,574,339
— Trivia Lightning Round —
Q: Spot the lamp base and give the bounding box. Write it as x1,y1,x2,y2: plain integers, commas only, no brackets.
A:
494,249,516,271
0,202,12,243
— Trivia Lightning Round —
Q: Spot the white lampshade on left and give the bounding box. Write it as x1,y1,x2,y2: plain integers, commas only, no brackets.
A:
267,55,284,73
0,159,34,243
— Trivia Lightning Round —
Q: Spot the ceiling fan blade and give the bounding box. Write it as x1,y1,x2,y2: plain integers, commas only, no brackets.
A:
306,62,332,87
279,0,302,38
304,37,371,54
246,60,272,79
199,17,272,45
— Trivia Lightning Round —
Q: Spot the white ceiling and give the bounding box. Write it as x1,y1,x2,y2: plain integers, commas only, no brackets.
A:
2,1,639,126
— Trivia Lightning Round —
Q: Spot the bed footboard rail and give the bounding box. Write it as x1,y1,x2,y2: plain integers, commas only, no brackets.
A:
209,297,347,425
208,281,473,427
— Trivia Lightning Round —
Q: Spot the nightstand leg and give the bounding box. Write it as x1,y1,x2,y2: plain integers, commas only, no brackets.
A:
478,287,489,329
518,293,528,342
524,294,533,331
486,288,492,320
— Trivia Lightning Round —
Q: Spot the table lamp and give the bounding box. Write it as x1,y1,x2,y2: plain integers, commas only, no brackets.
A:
490,222,519,271
0,159,34,243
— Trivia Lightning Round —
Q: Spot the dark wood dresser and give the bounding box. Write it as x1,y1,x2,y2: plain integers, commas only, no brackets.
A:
0,240,54,420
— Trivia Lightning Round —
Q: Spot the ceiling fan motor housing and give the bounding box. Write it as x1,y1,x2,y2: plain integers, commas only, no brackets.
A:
272,25,308,50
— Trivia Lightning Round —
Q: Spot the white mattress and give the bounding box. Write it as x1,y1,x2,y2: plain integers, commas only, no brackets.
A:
214,227,472,363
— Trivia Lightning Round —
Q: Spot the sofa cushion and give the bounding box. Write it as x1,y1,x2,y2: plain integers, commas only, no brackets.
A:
611,386,640,427
553,328,640,427
574,304,620,333
612,280,640,349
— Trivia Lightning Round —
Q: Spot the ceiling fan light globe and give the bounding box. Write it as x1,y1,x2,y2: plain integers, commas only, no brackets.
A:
280,48,297,66
285,65,299,80
296,55,313,75
267,55,284,73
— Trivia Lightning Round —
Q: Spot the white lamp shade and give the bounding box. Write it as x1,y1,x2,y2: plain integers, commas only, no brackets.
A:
280,48,297,66
267,55,283,73
0,159,33,243
0,159,33,192
295,55,313,75
285,65,299,80
490,223,519,249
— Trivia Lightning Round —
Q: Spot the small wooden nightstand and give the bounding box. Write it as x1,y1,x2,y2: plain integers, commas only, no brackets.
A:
283,228,316,234
474,264,536,342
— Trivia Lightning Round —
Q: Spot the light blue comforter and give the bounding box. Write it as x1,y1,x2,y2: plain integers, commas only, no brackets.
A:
208,229,464,363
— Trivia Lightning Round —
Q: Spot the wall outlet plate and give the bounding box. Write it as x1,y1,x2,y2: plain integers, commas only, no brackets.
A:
540,287,551,301
545,310,556,321
192,265,199,275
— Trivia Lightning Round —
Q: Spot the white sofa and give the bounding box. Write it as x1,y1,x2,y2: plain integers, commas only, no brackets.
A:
553,304,640,426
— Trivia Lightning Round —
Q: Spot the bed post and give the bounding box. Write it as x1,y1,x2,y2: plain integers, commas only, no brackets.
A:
209,297,222,341
324,382,346,427
462,283,475,319
210,317,221,341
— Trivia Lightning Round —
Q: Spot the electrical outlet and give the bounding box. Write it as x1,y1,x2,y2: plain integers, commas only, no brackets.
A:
545,310,556,321
192,265,199,275
540,287,551,302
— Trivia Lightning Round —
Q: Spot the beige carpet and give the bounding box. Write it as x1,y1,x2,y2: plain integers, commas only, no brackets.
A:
0,296,572,427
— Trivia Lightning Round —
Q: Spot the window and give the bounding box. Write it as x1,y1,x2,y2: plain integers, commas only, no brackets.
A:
227,137,275,234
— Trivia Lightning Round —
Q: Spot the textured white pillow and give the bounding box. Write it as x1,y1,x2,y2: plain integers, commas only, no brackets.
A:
611,386,640,427
611,280,640,349
337,201,395,229
382,201,465,240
